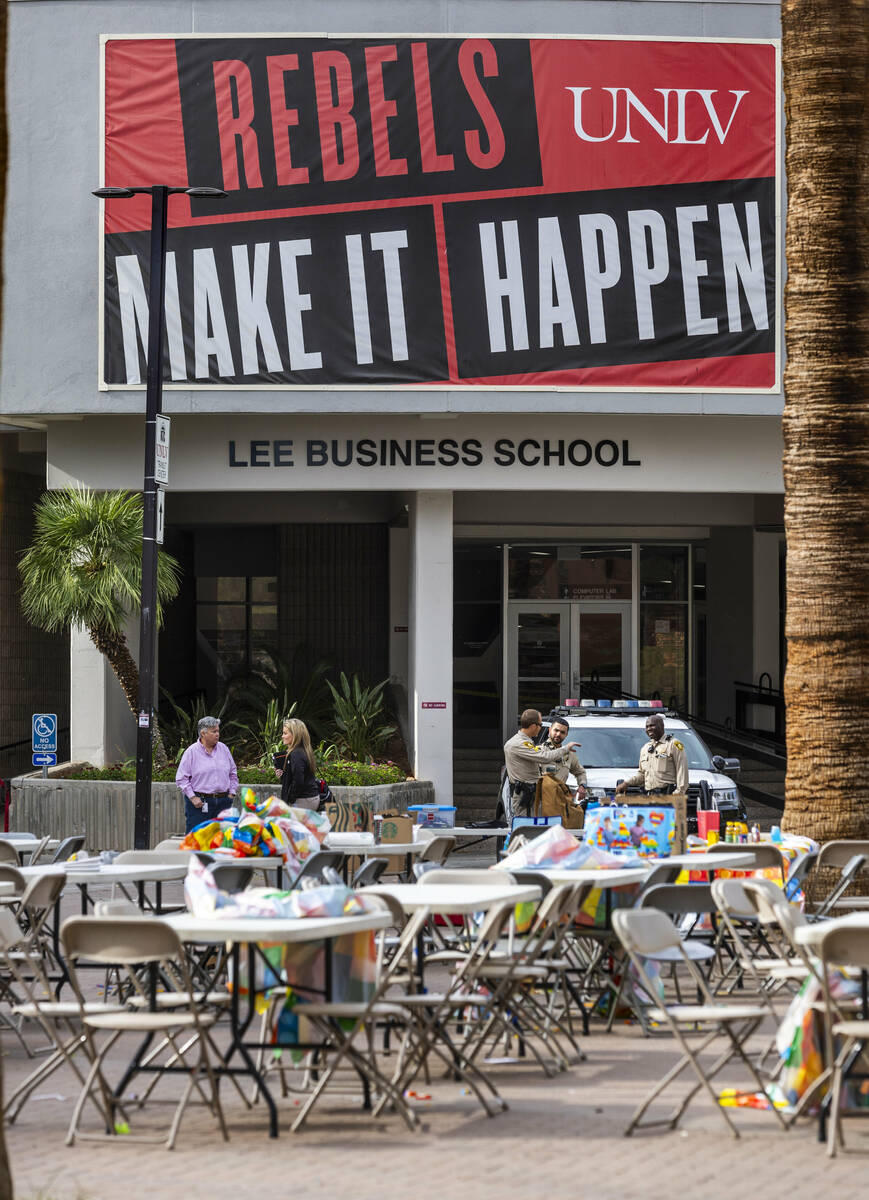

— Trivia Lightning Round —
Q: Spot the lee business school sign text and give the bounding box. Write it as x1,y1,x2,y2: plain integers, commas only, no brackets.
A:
45,415,785,494
227,436,642,469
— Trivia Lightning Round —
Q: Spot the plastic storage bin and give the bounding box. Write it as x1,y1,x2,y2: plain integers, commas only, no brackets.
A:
407,804,457,828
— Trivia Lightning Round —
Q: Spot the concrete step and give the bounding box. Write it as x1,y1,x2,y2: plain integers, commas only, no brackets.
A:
454,808,497,823
453,763,503,777
453,748,504,761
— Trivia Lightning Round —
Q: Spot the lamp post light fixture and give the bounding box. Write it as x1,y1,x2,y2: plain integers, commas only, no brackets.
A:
93,184,226,849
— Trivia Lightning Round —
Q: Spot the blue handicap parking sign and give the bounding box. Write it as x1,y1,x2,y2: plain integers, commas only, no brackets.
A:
32,713,57,753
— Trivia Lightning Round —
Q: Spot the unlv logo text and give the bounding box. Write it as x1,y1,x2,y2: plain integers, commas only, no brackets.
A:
566,87,748,144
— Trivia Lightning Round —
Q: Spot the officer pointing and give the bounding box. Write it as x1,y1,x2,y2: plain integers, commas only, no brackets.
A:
615,713,688,796
504,708,581,816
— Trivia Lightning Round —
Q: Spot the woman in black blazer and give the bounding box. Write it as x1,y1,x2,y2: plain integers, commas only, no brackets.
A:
275,717,321,810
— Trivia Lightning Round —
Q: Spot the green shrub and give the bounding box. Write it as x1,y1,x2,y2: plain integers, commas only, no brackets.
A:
237,760,403,787
66,762,178,783
326,672,397,761
319,759,404,787
64,759,405,787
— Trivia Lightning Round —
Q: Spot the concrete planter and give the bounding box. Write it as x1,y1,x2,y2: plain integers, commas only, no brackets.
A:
9,776,434,853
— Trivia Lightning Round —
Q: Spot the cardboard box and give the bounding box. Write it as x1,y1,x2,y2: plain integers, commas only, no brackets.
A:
323,798,370,834
379,812,415,876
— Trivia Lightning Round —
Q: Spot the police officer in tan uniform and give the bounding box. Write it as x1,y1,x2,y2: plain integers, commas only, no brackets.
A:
615,714,689,796
504,709,581,816
544,716,587,798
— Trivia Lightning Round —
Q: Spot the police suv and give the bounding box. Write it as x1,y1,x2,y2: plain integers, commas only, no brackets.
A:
496,700,747,830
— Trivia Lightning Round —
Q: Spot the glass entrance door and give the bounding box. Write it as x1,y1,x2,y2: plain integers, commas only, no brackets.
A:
571,603,631,700
506,602,631,736
507,604,570,731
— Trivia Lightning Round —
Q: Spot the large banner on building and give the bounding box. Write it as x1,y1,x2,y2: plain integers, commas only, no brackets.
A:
101,35,779,390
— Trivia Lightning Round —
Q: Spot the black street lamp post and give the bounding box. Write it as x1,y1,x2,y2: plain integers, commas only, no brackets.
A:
93,184,226,849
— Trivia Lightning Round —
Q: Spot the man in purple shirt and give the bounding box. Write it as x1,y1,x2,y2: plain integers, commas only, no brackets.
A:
175,716,239,833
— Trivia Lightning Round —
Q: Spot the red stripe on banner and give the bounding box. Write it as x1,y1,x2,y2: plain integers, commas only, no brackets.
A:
432,202,459,382
531,39,776,195
106,185,553,234
458,352,776,390
104,39,190,234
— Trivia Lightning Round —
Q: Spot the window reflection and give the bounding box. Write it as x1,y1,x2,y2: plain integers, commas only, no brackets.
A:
509,545,632,600
196,576,278,682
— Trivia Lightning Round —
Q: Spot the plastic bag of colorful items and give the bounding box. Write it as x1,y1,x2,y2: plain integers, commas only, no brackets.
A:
179,786,331,878
495,823,639,873
184,854,376,920
494,825,643,930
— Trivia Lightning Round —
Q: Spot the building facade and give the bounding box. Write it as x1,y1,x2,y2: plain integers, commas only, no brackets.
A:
0,1,785,807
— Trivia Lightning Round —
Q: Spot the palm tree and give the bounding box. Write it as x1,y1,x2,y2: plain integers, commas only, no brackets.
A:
781,0,869,841
18,487,181,767
0,5,15,1191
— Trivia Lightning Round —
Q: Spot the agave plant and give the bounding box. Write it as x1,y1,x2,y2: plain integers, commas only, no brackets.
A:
158,691,238,763
326,673,397,762
235,697,297,767
227,646,333,743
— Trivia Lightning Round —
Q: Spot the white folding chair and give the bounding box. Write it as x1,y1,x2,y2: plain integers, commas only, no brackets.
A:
612,907,788,1138
818,920,869,1157
470,882,587,1074
61,916,228,1150
372,899,518,1119
0,904,133,1125
288,900,431,1132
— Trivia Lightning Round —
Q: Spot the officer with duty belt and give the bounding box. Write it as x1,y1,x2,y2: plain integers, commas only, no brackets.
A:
504,708,581,816
615,713,689,796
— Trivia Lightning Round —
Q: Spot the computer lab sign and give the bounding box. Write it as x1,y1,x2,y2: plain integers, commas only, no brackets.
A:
100,34,779,391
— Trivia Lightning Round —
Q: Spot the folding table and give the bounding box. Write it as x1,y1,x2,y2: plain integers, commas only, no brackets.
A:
0,835,61,864
164,909,392,1137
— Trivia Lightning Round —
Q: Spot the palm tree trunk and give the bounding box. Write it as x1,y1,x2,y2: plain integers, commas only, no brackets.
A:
781,0,869,841
0,0,13,1192
88,621,169,769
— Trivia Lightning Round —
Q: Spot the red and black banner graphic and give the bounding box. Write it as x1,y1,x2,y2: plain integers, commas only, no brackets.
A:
102,36,778,390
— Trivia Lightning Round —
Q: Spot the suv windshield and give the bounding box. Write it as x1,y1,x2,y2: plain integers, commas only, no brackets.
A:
565,726,713,770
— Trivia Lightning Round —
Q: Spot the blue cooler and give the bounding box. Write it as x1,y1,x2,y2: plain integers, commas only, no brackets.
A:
407,804,457,829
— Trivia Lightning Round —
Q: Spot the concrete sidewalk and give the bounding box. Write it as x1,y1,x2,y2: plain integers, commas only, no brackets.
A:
6,1018,868,1200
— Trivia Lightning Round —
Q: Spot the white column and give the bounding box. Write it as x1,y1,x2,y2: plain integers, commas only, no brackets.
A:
70,621,137,766
388,526,410,745
408,491,453,805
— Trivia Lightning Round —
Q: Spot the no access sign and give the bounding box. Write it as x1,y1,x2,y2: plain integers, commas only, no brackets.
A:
32,713,57,753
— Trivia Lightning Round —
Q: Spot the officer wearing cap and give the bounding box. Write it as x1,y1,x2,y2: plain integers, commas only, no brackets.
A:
615,713,688,796
503,708,581,816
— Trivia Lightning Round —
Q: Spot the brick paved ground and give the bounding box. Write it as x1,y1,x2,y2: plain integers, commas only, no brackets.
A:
4,877,869,1200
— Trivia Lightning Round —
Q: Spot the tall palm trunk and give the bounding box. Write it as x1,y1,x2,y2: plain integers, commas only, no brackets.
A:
781,0,869,840
88,621,169,768
0,3,13,1192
